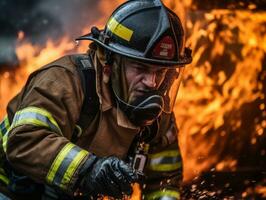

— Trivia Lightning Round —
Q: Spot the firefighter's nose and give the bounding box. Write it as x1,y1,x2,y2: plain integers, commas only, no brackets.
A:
142,72,157,88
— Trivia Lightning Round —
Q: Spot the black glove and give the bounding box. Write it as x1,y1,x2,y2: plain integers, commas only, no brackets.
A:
78,155,139,199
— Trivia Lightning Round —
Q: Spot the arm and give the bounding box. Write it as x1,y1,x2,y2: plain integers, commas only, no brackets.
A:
143,113,183,200
5,66,86,194
4,66,138,198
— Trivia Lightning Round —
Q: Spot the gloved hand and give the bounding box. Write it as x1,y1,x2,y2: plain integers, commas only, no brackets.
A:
78,155,139,199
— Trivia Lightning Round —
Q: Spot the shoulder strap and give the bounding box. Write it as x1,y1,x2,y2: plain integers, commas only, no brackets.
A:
71,54,100,142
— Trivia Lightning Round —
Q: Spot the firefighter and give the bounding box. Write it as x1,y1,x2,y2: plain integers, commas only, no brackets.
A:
0,0,192,199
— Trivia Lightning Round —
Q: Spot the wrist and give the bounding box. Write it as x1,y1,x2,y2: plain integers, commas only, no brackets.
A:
73,153,98,195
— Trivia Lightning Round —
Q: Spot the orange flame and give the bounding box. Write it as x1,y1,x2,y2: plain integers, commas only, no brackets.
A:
175,9,266,181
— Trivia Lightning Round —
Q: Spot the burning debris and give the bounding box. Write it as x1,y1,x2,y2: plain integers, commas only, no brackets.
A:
0,0,266,199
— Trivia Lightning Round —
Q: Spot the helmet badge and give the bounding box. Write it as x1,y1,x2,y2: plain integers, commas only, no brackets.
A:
152,36,176,59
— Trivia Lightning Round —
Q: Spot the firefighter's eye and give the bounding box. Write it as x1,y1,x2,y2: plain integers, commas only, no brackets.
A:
132,64,146,72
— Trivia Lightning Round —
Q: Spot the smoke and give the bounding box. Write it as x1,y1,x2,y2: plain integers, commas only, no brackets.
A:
0,0,101,68
36,0,101,39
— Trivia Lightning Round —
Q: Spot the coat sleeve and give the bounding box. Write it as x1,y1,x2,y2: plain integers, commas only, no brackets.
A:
4,65,91,194
143,113,183,200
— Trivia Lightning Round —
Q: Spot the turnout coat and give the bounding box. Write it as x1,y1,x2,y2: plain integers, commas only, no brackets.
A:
0,53,182,199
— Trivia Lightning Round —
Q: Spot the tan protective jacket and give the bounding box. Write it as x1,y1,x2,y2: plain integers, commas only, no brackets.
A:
0,53,182,199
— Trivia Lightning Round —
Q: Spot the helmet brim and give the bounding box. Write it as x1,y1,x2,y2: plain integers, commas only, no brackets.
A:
76,32,192,67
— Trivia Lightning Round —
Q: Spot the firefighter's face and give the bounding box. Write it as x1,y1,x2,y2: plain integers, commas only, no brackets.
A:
124,59,168,103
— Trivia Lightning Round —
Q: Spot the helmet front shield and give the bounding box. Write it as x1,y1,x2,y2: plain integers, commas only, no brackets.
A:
161,67,184,113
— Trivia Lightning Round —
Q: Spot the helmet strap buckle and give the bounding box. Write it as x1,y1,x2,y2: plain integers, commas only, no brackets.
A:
102,33,110,45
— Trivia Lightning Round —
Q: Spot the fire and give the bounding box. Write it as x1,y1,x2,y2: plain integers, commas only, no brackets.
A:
175,9,266,183
0,36,86,119
0,0,266,199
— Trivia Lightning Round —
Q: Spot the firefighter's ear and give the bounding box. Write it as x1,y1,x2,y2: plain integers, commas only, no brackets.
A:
103,64,111,83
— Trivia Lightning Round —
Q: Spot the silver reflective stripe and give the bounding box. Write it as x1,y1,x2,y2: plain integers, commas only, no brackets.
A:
150,156,180,166
2,107,62,153
0,193,11,200
160,196,178,200
11,107,62,135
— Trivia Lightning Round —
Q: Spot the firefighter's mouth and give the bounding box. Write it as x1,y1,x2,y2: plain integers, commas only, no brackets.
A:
135,90,147,96
134,89,157,97
132,89,160,102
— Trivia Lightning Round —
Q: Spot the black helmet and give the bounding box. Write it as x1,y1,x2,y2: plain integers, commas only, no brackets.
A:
76,0,192,66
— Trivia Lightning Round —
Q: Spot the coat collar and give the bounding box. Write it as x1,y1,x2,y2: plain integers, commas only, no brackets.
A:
93,52,140,131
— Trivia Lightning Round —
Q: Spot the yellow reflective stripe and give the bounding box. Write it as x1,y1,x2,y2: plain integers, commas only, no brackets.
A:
12,107,62,135
46,143,89,190
0,116,10,139
148,150,181,172
149,162,181,171
12,118,51,130
0,168,9,185
149,150,179,159
146,190,180,200
60,150,88,189
0,168,5,174
107,17,133,41
2,134,8,153
3,106,62,153
0,174,9,185
4,117,10,130
46,143,75,184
